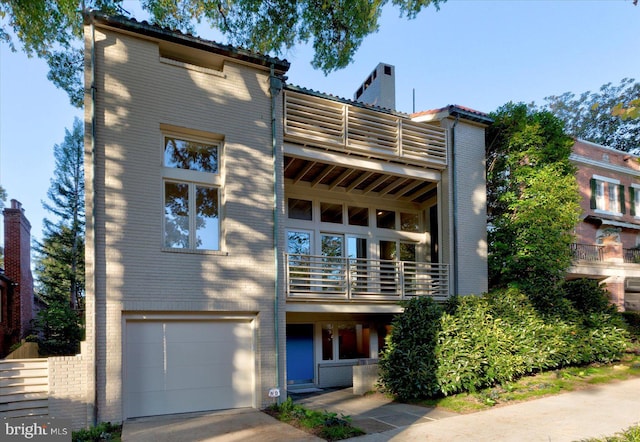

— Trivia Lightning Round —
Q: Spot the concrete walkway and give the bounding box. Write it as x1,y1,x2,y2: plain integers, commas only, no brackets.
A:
122,378,640,441
348,378,640,441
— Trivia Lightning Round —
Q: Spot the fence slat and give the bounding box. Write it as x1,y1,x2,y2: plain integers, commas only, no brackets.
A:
0,359,48,418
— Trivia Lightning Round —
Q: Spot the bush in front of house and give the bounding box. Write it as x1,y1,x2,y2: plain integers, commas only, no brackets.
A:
621,311,640,342
378,288,629,400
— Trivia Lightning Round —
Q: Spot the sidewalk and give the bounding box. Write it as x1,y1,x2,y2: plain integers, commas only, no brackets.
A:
341,378,640,441
122,378,640,441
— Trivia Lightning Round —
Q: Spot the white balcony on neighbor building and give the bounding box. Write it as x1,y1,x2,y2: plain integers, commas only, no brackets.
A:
286,254,449,302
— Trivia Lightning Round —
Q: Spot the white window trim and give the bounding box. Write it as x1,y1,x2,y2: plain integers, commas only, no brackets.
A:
632,184,640,219
593,175,623,216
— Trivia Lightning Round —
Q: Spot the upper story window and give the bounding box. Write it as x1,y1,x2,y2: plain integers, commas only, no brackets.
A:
590,176,624,215
631,185,640,217
163,134,222,251
164,137,218,173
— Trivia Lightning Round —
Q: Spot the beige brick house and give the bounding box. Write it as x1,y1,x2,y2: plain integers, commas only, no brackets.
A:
82,11,491,424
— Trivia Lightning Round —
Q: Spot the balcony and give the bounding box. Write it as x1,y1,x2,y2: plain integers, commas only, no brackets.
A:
286,254,449,302
284,90,448,169
570,243,604,262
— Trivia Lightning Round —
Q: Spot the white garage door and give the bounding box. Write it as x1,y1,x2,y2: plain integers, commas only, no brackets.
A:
124,319,254,418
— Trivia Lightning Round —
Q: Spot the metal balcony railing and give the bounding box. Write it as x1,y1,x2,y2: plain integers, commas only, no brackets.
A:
286,254,449,302
570,243,604,262
624,248,640,264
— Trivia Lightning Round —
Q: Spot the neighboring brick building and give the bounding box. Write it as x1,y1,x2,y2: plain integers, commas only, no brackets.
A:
568,139,640,311
81,11,491,425
0,199,34,357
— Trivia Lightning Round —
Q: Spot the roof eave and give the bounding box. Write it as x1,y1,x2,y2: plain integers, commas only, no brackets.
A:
84,10,290,74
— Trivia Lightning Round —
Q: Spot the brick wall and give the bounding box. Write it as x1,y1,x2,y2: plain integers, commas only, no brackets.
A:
48,352,90,430
440,120,488,296
86,24,282,422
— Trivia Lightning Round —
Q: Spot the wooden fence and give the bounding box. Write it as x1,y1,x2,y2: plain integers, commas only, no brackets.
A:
0,359,49,418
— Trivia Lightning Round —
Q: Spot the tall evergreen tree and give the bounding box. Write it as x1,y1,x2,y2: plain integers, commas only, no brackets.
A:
33,118,84,355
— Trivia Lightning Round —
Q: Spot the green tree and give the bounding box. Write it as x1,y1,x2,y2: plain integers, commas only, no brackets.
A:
544,78,640,152
33,118,85,355
1,0,447,106
486,103,581,312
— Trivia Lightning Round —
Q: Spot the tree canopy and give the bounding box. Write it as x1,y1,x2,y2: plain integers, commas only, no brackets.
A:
1,0,447,107
544,78,640,152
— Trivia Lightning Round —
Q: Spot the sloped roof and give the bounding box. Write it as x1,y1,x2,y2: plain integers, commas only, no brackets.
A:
84,10,290,74
412,105,493,125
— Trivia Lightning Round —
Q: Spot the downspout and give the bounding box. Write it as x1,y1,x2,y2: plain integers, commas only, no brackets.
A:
450,113,460,296
89,18,98,427
269,64,283,398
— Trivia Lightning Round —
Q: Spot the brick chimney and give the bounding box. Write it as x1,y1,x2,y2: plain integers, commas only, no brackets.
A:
3,199,34,340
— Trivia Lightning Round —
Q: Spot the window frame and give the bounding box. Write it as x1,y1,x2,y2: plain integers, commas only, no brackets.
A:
162,131,223,252
591,175,623,216
631,184,640,218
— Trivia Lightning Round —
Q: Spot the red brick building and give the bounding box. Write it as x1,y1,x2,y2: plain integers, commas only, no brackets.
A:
568,140,640,311
0,199,34,357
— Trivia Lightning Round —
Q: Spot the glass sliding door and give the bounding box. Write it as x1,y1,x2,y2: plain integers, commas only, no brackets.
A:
347,236,368,294
379,240,398,293
288,230,312,292
321,234,344,293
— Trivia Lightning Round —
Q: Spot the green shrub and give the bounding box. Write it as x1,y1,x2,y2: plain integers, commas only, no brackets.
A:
267,398,364,441
378,288,629,400
560,279,617,315
622,311,640,341
72,422,121,442
378,296,443,400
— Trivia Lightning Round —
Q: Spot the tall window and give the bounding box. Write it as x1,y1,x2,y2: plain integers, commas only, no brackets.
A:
631,185,640,217
163,135,221,250
590,176,624,215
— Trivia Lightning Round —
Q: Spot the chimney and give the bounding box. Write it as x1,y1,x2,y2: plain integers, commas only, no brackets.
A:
3,199,34,339
353,63,396,110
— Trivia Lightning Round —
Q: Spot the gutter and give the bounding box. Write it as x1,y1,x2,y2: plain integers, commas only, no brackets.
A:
88,19,98,427
270,64,284,400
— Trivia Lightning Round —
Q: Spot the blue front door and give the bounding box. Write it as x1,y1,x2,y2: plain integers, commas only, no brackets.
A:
286,324,314,384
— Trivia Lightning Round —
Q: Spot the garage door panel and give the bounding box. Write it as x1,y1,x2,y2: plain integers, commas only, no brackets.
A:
164,363,233,390
127,322,165,343
125,365,166,393
124,319,254,418
127,342,164,367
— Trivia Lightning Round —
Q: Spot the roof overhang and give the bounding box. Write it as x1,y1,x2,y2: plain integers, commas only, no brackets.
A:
585,215,640,231
84,11,290,75
411,105,493,126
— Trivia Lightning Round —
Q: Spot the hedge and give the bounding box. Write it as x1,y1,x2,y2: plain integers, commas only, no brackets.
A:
379,288,629,400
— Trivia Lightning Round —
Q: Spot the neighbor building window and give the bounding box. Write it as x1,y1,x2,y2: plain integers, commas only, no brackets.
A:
163,134,221,250
590,176,624,215
631,185,640,217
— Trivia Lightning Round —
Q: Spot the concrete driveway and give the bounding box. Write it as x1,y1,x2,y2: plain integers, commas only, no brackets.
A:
121,407,323,442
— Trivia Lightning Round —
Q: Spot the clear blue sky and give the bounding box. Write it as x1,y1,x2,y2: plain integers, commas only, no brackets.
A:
0,0,638,245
